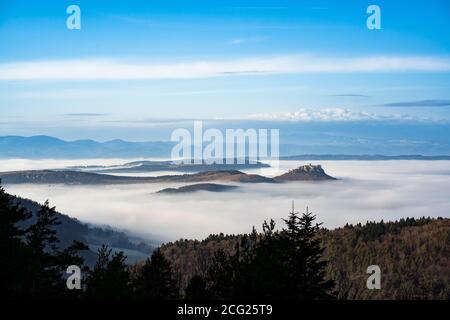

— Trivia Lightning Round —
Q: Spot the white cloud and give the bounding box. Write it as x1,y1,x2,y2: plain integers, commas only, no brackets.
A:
0,55,449,81
244,108,416,122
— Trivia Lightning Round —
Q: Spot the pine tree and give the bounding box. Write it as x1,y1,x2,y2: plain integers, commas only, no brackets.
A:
205,203,335,300
85,245,131,299
134,249,179,300
25,201,63,297
0,181,31,297
206,249,236,299
25,200,87,298
27,200,60,253
281,204,335,299
236,219,289,299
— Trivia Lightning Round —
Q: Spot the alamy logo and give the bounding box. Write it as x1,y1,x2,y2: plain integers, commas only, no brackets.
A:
66,5,81,30
66,265,81,290
366,265,381,289
366,5,381,30
171,121,279,165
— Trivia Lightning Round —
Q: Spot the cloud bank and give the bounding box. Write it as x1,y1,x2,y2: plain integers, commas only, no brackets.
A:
244,108,415,122
0,55,449,81
3,160,450,241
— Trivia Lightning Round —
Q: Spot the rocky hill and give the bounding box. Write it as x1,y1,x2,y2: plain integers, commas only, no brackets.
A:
275,164,336,181
157,183,238,194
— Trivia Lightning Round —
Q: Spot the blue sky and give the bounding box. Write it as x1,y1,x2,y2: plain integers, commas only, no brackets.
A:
0,0,449,144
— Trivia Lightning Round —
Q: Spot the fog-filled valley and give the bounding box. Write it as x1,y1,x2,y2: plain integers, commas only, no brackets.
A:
2,159,449,242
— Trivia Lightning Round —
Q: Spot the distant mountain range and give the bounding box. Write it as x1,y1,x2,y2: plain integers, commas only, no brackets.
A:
0,165,336,185
1,135,449,159
0,135,174,158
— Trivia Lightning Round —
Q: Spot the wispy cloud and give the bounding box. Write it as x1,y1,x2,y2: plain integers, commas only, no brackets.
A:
64,113,110,117
244,108,415,122
226,37,267,45
383,99,450,107
231,6,287,10
332,94,371,98
0,55,449,81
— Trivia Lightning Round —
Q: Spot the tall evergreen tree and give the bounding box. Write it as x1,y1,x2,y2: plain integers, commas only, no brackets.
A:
27,200,60,253
25,200,88,298
85,245,131,299
0,181,31,297
206,249,237,299
235,220,291,299
206,204,335,300
134,249,179,300
280,204,335,299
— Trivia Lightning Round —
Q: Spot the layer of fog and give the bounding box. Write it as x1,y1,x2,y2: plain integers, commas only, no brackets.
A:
2,160,450,242
0,158,170,172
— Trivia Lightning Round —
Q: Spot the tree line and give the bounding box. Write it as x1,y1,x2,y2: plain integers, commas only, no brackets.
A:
163,217,449,300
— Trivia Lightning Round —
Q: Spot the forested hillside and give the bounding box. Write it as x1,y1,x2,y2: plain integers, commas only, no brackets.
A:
161,217,450,299
12,196,154,265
